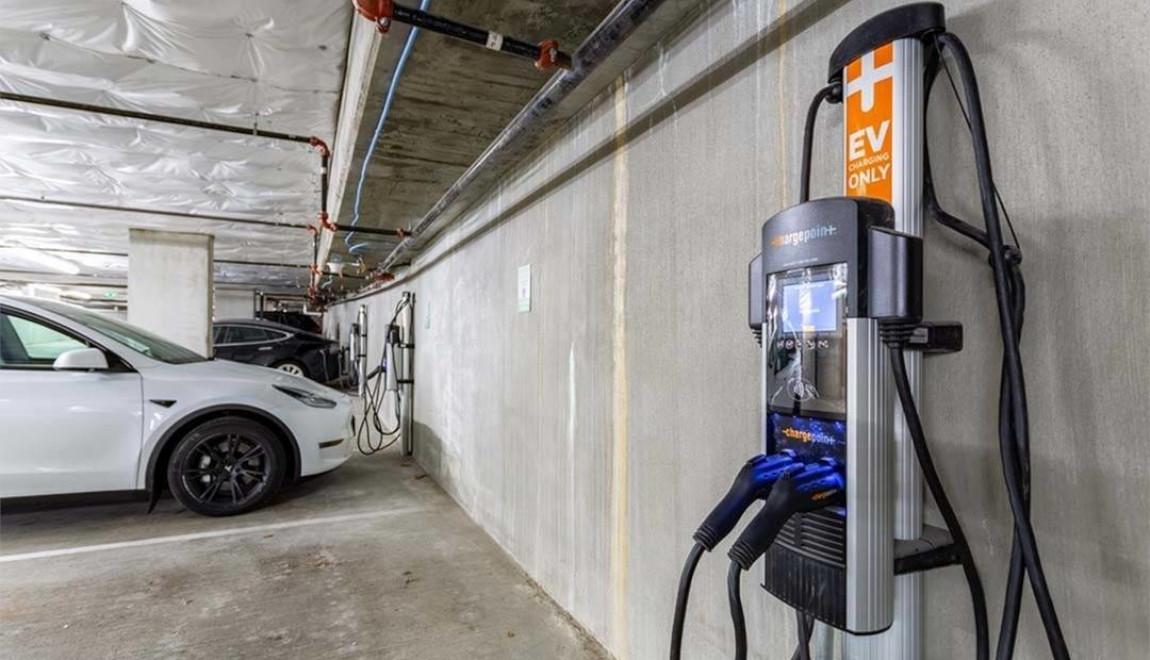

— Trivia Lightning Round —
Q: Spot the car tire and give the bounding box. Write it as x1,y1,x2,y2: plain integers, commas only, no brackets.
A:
272,359,309,379
167,416,286,516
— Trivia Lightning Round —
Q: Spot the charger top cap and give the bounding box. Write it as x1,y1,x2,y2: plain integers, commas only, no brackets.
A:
827,2,946,81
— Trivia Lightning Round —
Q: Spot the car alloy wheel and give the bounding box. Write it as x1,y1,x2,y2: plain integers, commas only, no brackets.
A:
181,433,270,507
167,417,285,516
276,362,306,377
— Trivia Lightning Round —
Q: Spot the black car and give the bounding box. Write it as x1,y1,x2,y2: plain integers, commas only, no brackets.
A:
255,311,322,334
212,319,343,383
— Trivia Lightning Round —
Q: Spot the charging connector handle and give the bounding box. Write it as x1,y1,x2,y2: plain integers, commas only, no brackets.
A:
669,451,797,660
693,452,799,551
724,462,843,660
728,462,845,570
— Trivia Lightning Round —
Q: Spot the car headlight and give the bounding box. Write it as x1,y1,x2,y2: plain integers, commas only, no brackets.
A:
274,384,337,409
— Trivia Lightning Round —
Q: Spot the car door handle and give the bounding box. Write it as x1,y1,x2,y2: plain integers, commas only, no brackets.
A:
259,346,273,351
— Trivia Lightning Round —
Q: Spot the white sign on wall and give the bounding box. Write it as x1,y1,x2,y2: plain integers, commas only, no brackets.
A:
517,264,531,312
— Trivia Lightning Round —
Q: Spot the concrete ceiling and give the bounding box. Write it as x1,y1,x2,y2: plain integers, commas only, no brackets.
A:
329,0,619,264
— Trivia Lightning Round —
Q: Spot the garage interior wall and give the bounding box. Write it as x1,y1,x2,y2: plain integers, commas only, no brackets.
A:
327,0,1150,657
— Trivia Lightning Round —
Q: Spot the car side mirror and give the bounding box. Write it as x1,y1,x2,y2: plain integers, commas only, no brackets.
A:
53,348,110,371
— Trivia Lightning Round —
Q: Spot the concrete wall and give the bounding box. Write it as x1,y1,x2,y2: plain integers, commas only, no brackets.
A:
127,229,213,356
328,1,1150,658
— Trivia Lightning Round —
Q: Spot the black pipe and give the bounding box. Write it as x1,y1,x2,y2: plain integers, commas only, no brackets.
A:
319,148,331,223
0,195,402,237
334,224,402,237
1,194,312,231
0,245,356,273
390,4,571,69
0,91,313,144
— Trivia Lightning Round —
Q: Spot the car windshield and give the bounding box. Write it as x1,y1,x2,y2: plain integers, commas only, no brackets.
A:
32,299,207,364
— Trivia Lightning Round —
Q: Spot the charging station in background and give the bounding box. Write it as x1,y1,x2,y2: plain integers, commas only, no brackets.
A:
351,292,415,457
670,4,1070,660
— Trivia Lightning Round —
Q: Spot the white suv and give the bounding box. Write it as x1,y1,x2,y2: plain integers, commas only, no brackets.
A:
0,296,353,516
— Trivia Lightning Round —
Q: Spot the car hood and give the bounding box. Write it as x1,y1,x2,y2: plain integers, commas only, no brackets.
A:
154,358,344,397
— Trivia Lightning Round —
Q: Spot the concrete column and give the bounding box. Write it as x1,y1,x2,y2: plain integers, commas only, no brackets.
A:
128,229,214,356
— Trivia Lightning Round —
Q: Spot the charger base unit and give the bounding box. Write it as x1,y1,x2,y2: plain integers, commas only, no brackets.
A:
751,197,919,634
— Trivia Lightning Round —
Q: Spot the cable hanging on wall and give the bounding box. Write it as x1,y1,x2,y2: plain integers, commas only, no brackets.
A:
355,294,413,455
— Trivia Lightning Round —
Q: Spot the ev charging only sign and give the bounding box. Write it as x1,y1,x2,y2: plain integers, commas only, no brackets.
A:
845,43,895,202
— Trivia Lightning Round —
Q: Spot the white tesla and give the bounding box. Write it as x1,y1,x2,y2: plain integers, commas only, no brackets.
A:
0,295,353,516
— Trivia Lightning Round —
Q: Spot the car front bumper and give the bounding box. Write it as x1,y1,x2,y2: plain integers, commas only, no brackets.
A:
285,392,354,477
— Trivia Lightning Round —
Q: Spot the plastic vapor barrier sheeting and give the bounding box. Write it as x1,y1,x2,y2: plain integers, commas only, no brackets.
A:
0,0,352,287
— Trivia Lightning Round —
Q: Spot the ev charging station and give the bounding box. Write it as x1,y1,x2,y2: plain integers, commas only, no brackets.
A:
352,292,416,458
670,5,1070,660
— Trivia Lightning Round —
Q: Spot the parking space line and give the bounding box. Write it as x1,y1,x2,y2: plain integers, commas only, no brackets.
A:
0,507,426,563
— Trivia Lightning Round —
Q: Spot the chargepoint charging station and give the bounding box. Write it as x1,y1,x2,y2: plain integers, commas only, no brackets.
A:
352,292,416,457
671,5,1070,660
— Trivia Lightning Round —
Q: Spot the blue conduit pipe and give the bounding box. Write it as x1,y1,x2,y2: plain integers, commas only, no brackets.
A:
345,0,432,255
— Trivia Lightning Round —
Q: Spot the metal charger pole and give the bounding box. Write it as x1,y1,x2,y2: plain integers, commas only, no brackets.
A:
832,5,943,659
400,292,416,456
355,305,369,399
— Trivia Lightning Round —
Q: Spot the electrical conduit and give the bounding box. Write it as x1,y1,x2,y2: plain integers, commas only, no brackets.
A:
345,0,432,255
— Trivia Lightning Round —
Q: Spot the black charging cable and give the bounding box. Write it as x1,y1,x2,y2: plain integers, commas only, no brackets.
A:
723,568,815,660
728,560,749,660
995,263,1029,658
924,32,1070,660
799,82,842,203
356,296,411,455
923,42,1040,660
725,569,815,660
794,612,813,660
881,329,990,660
724,464,844,660
674,464,825,660
669,453,799,659
670,541,705,660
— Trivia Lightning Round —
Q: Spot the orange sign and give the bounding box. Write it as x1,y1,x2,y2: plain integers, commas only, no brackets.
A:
844,43,894,201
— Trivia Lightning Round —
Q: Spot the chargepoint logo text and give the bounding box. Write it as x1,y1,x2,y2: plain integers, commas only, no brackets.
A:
771,224,838,248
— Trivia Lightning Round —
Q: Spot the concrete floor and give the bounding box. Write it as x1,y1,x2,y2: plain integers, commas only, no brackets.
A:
0,450,609,660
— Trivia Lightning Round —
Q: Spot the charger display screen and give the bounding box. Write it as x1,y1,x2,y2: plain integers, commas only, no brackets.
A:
765,264,848,419
782,280,838,333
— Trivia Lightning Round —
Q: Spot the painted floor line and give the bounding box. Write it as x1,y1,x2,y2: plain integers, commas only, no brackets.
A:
0,506,427,563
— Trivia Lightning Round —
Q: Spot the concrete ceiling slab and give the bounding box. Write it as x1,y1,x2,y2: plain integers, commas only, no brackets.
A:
331,0,618,263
